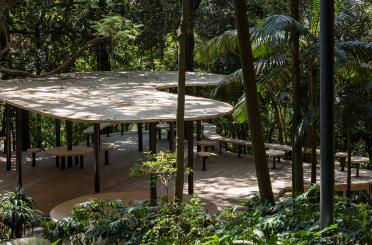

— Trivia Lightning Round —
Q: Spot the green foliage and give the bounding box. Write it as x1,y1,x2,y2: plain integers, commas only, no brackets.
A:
0,188,41,240
130,151,190,199
92,15,142,42
202,187,372,244
43,188,372,244
45,197,213,244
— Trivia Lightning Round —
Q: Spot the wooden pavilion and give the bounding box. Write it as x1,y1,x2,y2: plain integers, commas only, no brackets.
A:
0,71,233,195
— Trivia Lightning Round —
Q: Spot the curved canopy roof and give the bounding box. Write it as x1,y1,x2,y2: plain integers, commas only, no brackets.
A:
0,71,233,123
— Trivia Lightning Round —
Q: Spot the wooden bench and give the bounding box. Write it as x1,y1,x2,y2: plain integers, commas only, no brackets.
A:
351,156,369,178
27,148,42,167
83,123,113,146
197,152,217,171
156,123,172,140
335,152,348,171
266,149,285,169
46,146,93,170
197,140,216,152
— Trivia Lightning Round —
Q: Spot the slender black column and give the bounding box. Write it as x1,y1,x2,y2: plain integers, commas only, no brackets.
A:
149,122,157,205
55,119,61,167
5,104,11,171
169,122,175,152
196,87,202,152
93,123,101,193
320,0,335,228
66,120,73,168
186,121,194,195
138,123,143,152
16,108,23,188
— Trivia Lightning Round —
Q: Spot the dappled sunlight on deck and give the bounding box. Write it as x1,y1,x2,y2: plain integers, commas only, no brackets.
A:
1,131,372,214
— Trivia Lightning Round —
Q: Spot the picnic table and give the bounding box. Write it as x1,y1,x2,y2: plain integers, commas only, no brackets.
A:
351,156,369,177
266,149,285,169
46,146,93,170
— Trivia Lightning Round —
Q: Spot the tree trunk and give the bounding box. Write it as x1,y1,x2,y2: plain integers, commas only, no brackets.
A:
232,0,274,204
96,42,111,71
185,0,201,71
174,0,191,202
290,0,304,193
309,64,317,184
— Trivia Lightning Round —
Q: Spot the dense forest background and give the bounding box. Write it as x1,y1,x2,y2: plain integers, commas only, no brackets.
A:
0,0,371,163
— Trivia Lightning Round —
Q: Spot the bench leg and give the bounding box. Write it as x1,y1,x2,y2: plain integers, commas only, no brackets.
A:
56,156,60,167
32,152,36,167
158,129,161,140
61,156,66,170
219,141,222,154
80,156,84,168
75,156,79,166
202,157,207,171
238,145,242,157
104,150,109,165
340,158,345,172
278,156,281,163
272,157,276,169
356,164,360,178
106,131,110,137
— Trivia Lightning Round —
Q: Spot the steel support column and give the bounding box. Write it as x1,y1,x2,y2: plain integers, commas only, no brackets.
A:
5,104,11,171
138,123,143,152
55,119,61,167
66,120,73,168
169,122,175,152
320,0,335,228
16,108,23,188
93,123,101,193
196,87,202,152
186,121,194,195
149,122,157,205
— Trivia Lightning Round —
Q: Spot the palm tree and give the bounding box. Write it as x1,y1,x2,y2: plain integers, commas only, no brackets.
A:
196,0,371,192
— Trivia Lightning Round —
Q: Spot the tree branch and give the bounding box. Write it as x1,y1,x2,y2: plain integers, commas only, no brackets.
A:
0,36,110,78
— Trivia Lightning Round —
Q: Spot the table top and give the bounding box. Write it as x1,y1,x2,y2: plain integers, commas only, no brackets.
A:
266,149,285,156
0,71,233,123
46,146,93,156
335,152,348,158
351,156,369,164
197,140,216,146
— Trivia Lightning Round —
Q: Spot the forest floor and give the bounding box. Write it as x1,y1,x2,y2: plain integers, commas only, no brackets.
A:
1,131,371,215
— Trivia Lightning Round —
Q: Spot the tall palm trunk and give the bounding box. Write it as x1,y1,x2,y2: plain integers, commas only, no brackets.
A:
290,0,304,193
232,0,274,204
175,0,191,202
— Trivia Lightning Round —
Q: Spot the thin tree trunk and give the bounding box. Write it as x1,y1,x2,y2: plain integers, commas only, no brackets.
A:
232,0,274,204
309,64,317,184
290,0,304,193
174,0,191,202
346,126,351,198
185,0,201,71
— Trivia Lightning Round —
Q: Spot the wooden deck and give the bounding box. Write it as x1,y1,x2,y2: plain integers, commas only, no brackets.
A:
1,131,371,215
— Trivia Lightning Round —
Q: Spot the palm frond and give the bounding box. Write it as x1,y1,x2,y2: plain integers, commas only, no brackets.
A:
260,15,314,43
232,95,248,124
212,69,243,101
255,53,289,76
336,40,372,63
195,29,238,63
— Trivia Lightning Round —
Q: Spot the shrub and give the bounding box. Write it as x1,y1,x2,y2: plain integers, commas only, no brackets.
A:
0,188,41,240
